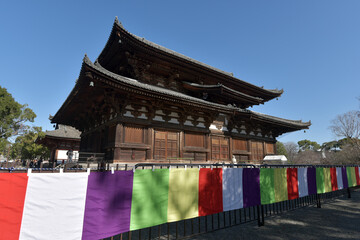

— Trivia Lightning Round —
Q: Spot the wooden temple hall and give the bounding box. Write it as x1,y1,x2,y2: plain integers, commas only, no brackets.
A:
52,18,310,164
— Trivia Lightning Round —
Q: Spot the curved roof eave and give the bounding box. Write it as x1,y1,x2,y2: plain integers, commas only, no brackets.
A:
249,111,311,129
183,81,264,104
97,17,283,99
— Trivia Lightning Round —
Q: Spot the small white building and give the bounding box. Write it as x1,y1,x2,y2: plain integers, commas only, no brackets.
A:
263,155,287,164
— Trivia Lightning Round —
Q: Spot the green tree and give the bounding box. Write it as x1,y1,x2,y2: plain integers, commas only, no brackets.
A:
321,140,340,151
0,86,36,154
10,127,49,161
276,141,287,156
298,139,320,151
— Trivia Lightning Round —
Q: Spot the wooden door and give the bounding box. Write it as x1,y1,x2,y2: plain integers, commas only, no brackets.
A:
211,136,229,161
251,141,264,161
154,131,179,160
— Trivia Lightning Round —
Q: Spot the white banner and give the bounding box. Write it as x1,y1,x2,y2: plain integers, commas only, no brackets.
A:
19,173,88,240
297,168,308,197
222,168,243,211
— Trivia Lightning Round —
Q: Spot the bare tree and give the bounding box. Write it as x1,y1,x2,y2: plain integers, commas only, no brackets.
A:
295,150,322,164
323,144,360,164
284,142,298,163
329,110,360,139
329,107,360,164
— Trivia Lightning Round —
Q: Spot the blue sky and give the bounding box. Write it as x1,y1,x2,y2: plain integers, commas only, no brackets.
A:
1,1,359,145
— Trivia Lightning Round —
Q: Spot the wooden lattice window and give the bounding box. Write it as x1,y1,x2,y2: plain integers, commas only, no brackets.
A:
154,131,179,160
211,136,229,161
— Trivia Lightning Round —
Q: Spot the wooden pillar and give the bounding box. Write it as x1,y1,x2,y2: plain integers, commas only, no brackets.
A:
274,141,277,155
146,128,154,160
179,131,184,159
50,149,56,165
113,123,123,161
205,134,210,162
262,141,266,161
229,137,233,161
248,139,253,162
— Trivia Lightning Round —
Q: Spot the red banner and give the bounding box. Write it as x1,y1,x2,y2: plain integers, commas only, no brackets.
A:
355,167,360,186
198,168,223,216
287,168,299,200
0,173,28,240
330,167,338,191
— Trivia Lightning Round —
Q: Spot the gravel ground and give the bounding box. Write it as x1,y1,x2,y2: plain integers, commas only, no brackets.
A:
191,189,360,240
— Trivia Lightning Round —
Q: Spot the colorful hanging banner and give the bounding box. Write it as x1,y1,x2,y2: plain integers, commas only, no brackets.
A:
346,167,354,187
19,173,89,240
297,168,308,197
342,167,349,189
168,168,199,222
199,168,223,216
307,168,317,195
355,167,360,186
243,168,260,208
330,168,338,191
82,171,134,240
222,168,243,211
274,168,288,202
316,168,325,194
323,168,332,193
260,168,275,205
2,165,360,239
336,167,343,189
0,173,28,240
130,169,169,231
350,167,357,187
287,168,299,200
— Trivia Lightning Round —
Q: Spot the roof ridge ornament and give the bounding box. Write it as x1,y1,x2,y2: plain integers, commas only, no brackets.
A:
114,16,124,28
83,54,91,64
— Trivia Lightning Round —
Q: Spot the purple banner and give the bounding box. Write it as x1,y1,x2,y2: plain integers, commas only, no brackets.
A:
341,167,349,189
307,168,317,195
82,171,134,240
243,168,260,207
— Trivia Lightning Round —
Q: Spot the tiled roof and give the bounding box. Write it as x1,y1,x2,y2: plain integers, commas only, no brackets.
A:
85,55,239,113
85,56,310,129
45,125,81,139
183,82,264,104
251,111,311,128
97,18,283,98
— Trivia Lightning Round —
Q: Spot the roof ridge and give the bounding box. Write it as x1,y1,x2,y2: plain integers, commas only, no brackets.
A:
114,21,234,77
111,19,283,98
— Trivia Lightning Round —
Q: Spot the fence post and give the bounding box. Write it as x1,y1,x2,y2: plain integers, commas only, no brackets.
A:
257,205,264,226
347,188,351,198
316,194,321,208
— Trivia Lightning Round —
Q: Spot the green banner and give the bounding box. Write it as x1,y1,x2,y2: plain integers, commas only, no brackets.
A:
274,168,288,202
260,168,275,205
167,168,199,222
130,169,169,230
323,168,332,193
316,168,325,194
349,167,357,187
346,167,355,187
